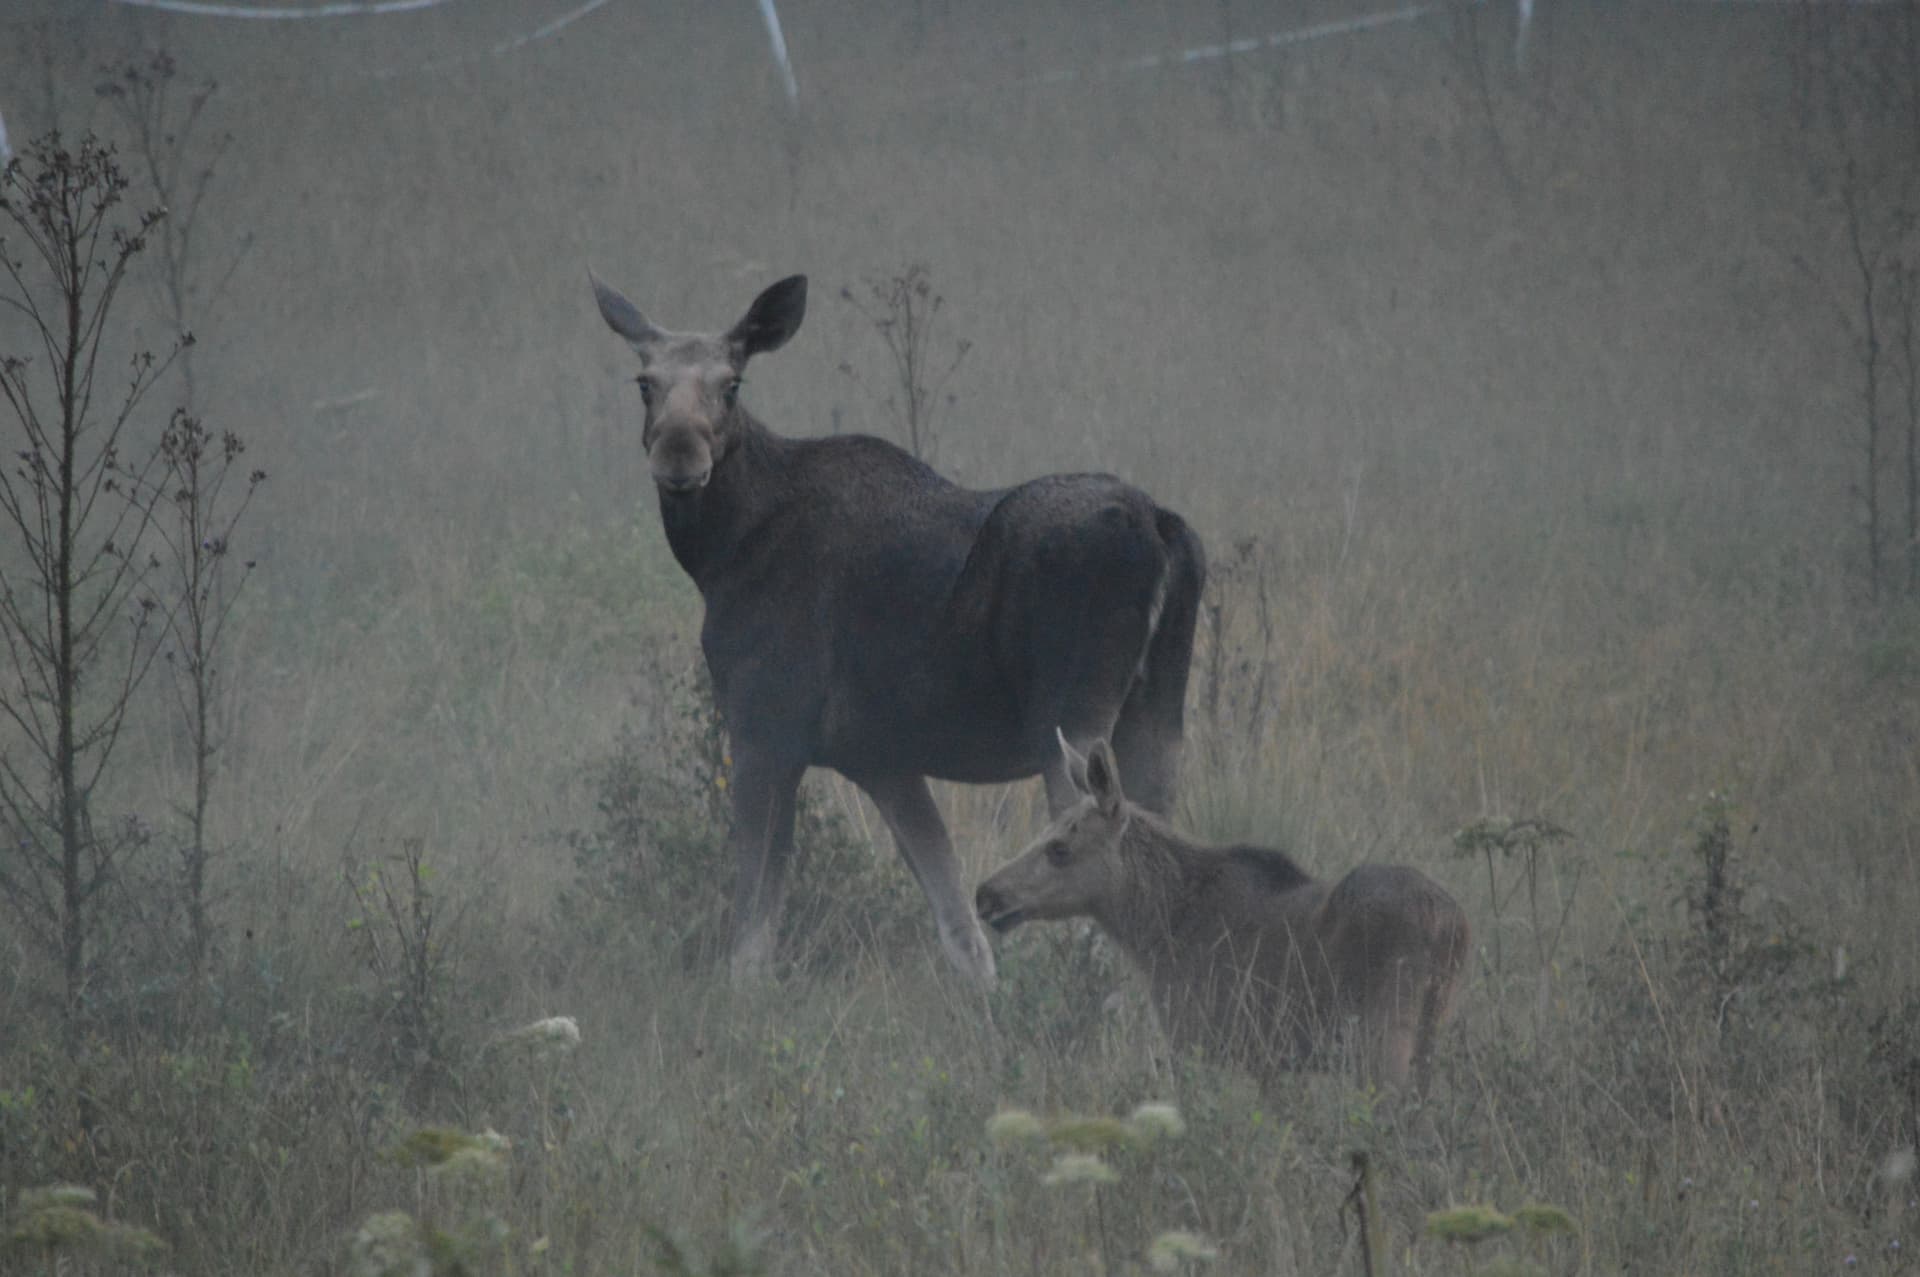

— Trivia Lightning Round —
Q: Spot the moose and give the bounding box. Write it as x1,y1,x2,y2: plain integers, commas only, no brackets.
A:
975,735,1470,1089
592,273,1205,990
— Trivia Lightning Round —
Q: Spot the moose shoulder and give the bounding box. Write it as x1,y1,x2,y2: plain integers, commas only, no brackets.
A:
592,273,1205,990
975,735,1470,1089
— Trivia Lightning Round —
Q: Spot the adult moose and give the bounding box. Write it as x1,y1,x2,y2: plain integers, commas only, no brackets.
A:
975,735,1470,1089
592,272,1205,990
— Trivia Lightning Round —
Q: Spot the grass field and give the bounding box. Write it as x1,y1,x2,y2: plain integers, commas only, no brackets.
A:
2,1,1918,1272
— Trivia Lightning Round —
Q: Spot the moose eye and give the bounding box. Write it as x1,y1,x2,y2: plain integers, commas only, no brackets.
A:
635,376,657,408
723,377,743,408
1045,839,1071,867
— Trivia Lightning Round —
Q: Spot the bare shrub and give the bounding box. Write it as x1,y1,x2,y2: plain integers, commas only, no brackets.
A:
837,262,971,464
0,130,183,1032
96,49,249,411
1792,9,1920,599
97,50,263,1002
345,837,466,1107
144,411,263,998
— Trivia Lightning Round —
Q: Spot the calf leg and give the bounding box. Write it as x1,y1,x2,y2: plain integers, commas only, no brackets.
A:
1357,964,1423,1090
855,772,997,991
1363,1007,1418,1090
727,753,805,986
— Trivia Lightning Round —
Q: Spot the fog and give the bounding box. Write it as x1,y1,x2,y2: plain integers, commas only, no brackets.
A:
2,2,1916,1272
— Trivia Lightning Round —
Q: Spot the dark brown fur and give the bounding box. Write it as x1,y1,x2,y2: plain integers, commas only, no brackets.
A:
975,736,1469,1089
594,275,1205,988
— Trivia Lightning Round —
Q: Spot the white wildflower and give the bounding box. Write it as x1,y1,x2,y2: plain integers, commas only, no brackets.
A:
1042,1153,1119,1187
1148,1230,1219,1271
1129,1102,1186,1141
511,1015,582,1053
985,1109,1047,1146
348,1211,429,1277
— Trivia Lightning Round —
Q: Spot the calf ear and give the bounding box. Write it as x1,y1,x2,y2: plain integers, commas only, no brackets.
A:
728,275,808,359
591,272,664,350
1084,740,1125,817
1056,728,1092,794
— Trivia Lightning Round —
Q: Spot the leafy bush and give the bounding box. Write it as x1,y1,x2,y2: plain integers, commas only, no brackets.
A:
985,922,1130,1064
561,665,921,977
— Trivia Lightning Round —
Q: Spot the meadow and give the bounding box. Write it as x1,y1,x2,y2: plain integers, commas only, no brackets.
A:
1,1,1917,1272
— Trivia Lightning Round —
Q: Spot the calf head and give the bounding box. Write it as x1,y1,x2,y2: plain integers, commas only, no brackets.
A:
975,732,1133,932
592,273,807,493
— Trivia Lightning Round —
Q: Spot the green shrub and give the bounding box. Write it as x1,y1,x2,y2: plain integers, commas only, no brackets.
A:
560,665,921,977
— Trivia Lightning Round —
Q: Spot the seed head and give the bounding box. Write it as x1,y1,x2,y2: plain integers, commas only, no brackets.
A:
1129,1102,1186,1142
348,1211,428,1277
1042,1153,1119,1187
18,1185,95,1211
1148,1230,1219,1271
985,1109,1046,1147
1045,1115,1136,1153
508,1015,582,1056
1512,1203,1578,1237
1425,1205,1516,1245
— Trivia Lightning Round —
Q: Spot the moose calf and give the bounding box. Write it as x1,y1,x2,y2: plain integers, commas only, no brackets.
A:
975,735,1469,1090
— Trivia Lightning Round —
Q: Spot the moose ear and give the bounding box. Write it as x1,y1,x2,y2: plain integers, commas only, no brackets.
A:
591,271,664,350
1084,740,1125,818
728,275,807,359
1056,728,1091,794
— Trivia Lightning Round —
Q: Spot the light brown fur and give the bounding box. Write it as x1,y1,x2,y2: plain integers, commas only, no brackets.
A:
975,736,1470,1091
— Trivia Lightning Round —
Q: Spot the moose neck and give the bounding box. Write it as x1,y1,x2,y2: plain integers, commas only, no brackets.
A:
1093,811,1206,964
655,412,783,588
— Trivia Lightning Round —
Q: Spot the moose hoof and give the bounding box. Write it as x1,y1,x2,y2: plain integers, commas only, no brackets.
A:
944,921,998,992
729,930,778,988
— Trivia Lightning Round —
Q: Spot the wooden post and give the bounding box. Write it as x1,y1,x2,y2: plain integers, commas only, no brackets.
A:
1344,1150,1388,1276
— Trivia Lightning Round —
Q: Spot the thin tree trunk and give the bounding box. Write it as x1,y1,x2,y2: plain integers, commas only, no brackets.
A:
1845,164,1884,600
1900,267,1920,595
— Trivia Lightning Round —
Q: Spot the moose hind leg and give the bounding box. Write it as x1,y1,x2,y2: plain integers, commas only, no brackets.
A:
1109,677,1178,816
727,755,805,986
1110,514,1203,815
1023,621,1133,818
1027,602,1159,818
856,772,997,991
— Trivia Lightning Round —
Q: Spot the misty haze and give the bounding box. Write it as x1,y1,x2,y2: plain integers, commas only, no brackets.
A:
1,1,1916,1273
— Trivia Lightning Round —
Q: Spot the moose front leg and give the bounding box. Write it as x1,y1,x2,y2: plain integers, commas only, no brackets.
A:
856,772,997,991
726,753,804,985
